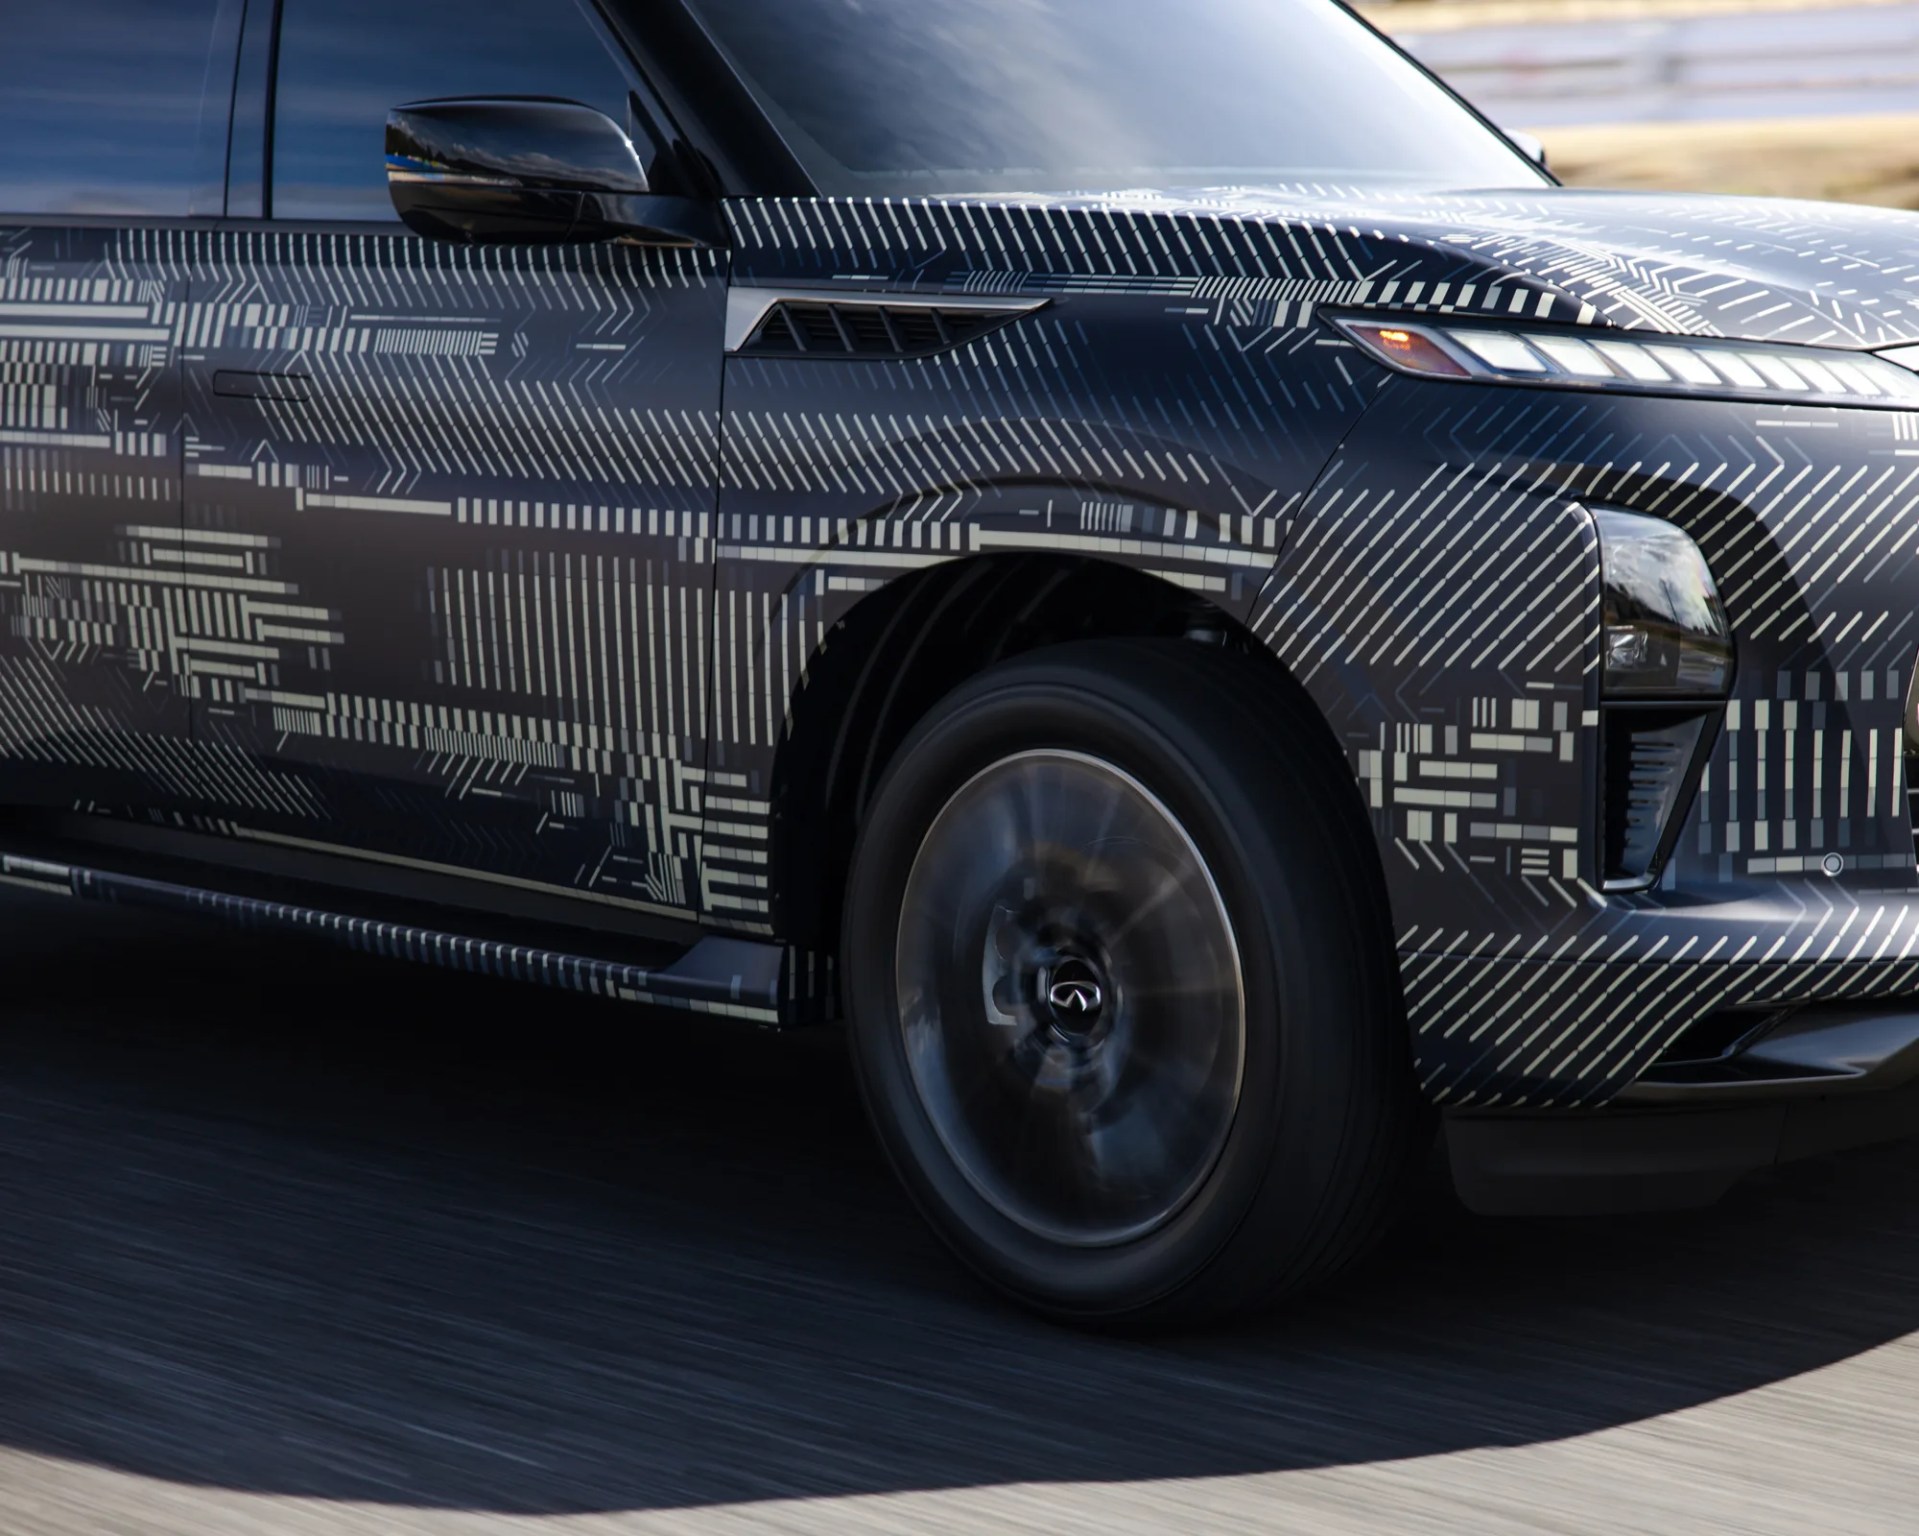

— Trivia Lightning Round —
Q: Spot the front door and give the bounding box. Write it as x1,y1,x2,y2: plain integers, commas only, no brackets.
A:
0,3,233,822
182,0,726,920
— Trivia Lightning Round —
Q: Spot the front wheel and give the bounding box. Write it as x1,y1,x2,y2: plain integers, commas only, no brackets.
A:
843,639,1423,1327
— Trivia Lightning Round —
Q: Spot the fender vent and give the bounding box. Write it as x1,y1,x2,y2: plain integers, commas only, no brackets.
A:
741,301,1026,359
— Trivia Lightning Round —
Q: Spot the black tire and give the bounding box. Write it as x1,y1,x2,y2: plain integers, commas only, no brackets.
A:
842,637,1424,1328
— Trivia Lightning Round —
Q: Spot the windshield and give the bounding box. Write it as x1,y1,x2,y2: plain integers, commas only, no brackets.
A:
677,0,1546,197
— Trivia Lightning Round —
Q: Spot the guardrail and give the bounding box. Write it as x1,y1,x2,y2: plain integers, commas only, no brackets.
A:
1389,2,1919,124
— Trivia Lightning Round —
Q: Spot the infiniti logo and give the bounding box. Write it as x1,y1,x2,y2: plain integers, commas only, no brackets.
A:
1048,978,1104,1015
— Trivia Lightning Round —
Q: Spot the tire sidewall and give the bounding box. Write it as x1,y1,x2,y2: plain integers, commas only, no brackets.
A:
843,649,1371,1321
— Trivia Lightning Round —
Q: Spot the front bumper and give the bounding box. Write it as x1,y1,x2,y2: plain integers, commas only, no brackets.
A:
1448,998,1919,1214
1256,378,1919,1112
1402,887,1919,1109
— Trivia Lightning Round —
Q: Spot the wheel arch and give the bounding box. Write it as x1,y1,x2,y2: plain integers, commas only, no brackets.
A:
764,549,1376,966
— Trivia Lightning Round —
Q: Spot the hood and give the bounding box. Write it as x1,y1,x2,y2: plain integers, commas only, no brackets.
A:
980,185,1919,350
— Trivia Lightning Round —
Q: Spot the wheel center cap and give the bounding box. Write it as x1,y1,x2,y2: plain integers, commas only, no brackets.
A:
1042,955,1108,1035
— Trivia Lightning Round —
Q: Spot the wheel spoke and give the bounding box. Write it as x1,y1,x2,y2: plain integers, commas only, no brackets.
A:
1102,863,1199,949
896,750,1246,1248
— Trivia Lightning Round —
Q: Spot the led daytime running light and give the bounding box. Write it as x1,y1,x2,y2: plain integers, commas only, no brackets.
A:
1337,317,1919,410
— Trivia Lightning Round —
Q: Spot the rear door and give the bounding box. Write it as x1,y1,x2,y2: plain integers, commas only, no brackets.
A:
182,0,728,920
0,1,234,819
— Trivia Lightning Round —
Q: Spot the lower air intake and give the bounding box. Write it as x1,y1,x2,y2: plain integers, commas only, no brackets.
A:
1907,752,1919,868
1602,707,1715,890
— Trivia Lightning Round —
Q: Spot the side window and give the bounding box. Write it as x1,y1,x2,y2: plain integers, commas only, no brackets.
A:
271,0,637,222
0,0,223,217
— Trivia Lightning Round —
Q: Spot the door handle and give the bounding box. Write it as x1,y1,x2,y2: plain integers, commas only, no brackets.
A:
213,369,310,403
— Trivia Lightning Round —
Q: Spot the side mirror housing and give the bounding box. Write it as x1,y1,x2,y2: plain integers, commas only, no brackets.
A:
385,97,722,247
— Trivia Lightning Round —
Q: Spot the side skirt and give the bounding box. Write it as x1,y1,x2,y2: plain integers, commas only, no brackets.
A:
0,852,797,1025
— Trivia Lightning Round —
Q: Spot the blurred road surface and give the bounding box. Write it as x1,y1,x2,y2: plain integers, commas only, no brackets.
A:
1390,0,1919,125
2,893,1919,1533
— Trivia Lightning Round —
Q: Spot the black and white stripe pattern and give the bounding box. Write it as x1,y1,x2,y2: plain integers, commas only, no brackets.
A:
5,183,1919,1105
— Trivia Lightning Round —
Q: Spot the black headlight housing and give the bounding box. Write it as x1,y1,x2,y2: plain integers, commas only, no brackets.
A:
1591,507,1733,890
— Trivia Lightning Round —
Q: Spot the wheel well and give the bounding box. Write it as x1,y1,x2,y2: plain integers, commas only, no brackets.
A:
767,553,1342,957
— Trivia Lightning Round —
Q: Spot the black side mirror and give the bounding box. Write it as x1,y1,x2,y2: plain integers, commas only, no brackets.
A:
385,97,722,247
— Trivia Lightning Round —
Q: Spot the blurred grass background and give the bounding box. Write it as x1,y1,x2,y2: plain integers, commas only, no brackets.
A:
1545,114,1919,207
1362,0,1919,207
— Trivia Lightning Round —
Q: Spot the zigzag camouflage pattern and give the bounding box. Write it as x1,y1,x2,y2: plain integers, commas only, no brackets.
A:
1,223,725,922
1259,386,1919,1104
7,185,1919,1103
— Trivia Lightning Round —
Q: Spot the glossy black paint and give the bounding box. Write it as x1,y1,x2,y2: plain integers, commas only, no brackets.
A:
270,0,638,220
0,0,1918,1126
384,98,723,246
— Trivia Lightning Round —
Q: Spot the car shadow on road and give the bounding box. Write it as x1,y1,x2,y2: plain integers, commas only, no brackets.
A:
0,894,1915,1516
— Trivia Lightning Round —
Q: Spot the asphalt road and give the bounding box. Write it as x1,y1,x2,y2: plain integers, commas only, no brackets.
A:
2,894,1918,1534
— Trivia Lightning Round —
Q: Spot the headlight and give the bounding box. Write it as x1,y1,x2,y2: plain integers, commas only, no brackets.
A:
1336,316,1919,410
1592,508,1732,699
